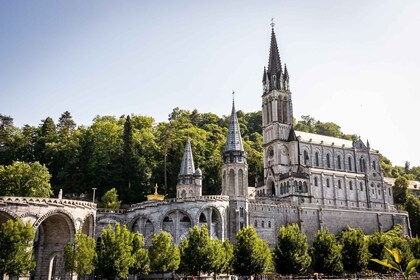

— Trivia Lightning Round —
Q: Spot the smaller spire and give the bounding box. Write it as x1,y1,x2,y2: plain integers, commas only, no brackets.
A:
284,64,289,79
179,136,195,176
262,66,267,82
224,94,244,153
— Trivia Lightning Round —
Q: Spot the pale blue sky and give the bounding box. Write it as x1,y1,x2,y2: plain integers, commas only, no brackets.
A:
1,1,420,167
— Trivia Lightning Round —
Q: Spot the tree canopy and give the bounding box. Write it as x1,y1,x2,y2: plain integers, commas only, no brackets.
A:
0,219,36,277
233,227,273,276
0,161,52,197
1,110,418,204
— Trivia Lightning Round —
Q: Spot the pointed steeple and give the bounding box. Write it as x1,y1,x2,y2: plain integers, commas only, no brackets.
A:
267,26,282,77
224,94,244,153
179,136,195,176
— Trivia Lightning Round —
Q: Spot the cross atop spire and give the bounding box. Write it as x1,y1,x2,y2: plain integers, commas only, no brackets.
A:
270,17,275,29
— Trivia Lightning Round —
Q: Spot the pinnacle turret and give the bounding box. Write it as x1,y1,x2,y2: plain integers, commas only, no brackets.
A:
223,95,246,164
179,136,195,176
224,98,244,153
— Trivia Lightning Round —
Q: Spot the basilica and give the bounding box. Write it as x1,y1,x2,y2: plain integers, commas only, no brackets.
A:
96,25,410,245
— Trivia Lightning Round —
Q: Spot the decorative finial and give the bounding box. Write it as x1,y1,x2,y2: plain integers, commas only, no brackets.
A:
232,90,235,102
270,18,275,29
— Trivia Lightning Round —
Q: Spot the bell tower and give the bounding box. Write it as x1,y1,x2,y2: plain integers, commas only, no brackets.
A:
262,21,300,194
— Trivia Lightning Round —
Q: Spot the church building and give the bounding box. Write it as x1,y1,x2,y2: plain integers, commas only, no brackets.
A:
95,24,410,245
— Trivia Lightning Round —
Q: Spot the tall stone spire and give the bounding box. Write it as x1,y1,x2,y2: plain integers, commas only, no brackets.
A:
267,26,282,77
177,136,202,198
224,94,244,153
179,136,195,176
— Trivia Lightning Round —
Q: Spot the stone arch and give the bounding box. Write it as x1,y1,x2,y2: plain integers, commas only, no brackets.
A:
161,209,193,244
181,189,187,198
81,214,95,237
266,177,275,196
0,207,18,224
33,211,76,280
129,215,155,246
197,206,224,240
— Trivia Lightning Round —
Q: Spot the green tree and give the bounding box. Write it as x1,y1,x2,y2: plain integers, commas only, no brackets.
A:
367,231,393,272
410,237,420,259
0,161,52,197
97,223,135,280
339,226,369,273
179,225,213,276
130,232,150,277
405,195,420,237
0,219,36,279
64,230,97,279
273,224,311,275
99,188,121,209
148,231,180,275
233,227,273,276
394,176,409,205
310,229,343,274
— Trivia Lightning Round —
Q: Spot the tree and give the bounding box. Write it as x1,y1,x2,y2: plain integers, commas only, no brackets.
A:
393,176,409,205
273,224,311,275
64,230,97,279
179,225,213,276
233,227,273,276
98,188,121,209
339,226,369,273
310,229,343,274
97,223,135,279
130,232,150,277
148,231,180,275
0,161,52,197
405,195,420,237
410,237,420,259
0,219,36,279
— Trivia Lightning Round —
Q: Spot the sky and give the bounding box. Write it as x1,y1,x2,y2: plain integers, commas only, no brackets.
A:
1,1,420,167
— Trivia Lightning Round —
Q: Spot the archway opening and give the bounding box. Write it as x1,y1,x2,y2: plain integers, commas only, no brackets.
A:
33,213,74,280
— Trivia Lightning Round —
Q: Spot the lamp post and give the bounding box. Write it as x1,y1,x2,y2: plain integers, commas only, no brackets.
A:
92,188,97,203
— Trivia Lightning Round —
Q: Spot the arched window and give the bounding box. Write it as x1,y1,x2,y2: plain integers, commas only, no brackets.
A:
373,160,377,171
327,154,331,168
304,150,309,165
349,181,353,190
314,177,318,187
326,178,330,188
348,156,352,171
262,221,265,228
271,181,275,196
268,221,271,228
360,182,364,191
315,152,320,167
303,182,308,193
338,180,342,189
298,181,303,193
360,158,366,172
337,155,342,169
254,220,258,228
